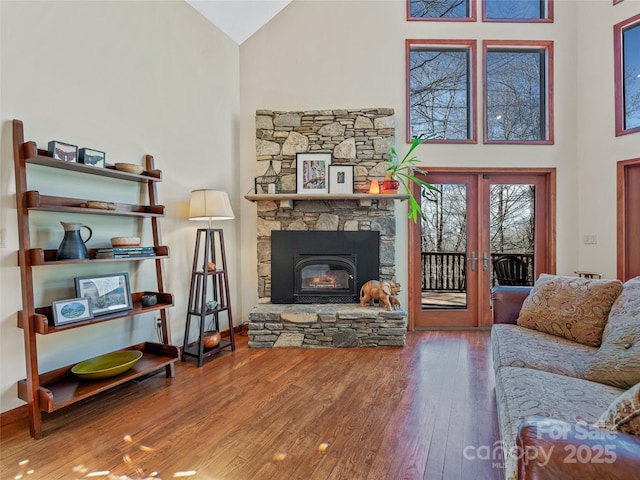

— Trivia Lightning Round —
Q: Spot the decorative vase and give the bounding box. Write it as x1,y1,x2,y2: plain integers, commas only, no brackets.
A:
202,330,221,348
56,222,93,260
382,179,399,194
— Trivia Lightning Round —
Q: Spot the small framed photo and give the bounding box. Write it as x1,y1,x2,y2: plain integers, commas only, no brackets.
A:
48,141,78,163
329,165,354,194
296,152,332,194
75,272,133,316
52,297,93,326
79,148,106,168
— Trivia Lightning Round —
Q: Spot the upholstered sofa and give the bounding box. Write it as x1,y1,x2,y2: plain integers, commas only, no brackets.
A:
491,275,640,480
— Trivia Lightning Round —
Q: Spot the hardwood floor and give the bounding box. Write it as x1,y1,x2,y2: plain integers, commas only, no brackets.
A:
1,330,502,480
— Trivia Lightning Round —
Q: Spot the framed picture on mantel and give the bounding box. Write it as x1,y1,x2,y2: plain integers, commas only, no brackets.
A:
329,165,354,194
296,152,332,194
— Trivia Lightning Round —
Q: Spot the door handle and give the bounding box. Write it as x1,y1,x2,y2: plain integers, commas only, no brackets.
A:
483,252,489,271
470,251,477,271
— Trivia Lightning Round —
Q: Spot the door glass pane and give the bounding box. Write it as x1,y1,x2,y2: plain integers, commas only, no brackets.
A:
420,183,468,309
490,184,535,286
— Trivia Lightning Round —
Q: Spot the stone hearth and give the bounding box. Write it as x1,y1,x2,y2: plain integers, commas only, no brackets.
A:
248,304,407,348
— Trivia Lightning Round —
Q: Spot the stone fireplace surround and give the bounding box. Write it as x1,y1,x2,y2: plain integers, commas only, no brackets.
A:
248,108,407,348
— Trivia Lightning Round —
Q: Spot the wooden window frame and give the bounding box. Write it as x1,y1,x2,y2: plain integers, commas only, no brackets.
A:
406,39,478,144
483,40,554,145
614,13,640,137
407,0,477,22
482,0,554,23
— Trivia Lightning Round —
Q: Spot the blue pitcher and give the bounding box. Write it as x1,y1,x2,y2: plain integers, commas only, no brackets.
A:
56,222,93,260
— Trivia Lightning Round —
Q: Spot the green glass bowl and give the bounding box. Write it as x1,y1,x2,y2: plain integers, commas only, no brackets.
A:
71,350,143,380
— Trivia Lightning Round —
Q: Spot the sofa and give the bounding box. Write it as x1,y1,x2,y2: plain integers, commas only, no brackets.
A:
491,274,640,480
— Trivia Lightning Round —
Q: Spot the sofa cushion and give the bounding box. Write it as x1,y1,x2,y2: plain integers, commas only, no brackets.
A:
585,277,640,389
495,366,624,480
492,323,597,378
597,382,640,436
516,274,623,347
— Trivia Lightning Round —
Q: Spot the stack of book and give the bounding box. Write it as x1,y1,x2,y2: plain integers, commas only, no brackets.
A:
95,246,156,259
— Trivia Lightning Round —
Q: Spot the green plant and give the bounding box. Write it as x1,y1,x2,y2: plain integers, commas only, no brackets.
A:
385,133,438,223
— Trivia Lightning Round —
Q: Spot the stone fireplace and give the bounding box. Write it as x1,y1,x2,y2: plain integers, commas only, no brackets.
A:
247,108,407,348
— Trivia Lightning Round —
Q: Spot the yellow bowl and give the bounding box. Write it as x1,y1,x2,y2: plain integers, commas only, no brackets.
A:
71,350,143,380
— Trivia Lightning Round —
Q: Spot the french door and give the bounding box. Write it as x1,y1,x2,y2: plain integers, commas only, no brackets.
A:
408,168,555,329
618,158,640,280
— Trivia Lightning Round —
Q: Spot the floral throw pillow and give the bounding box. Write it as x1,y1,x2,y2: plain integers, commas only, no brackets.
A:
585,276,640,389
597,382,640,436
516,274,623,347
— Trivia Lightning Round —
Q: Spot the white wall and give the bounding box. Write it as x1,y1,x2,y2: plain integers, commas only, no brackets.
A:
238,0,592,318
0,1,240,413
576,0,640,275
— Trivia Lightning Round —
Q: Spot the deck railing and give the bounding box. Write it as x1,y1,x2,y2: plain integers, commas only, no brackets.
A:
421,252,534,291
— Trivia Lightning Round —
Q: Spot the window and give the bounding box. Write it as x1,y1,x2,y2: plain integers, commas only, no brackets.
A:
484,0,552,22
614,13,640,136
407,40,477,142
407,0,476,21
484,41,553,144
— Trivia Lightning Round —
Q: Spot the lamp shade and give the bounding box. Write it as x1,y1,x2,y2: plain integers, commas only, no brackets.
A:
189,190,234,222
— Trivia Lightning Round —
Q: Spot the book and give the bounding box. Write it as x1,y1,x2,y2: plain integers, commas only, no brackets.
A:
96,246,155,253
95,251,156,259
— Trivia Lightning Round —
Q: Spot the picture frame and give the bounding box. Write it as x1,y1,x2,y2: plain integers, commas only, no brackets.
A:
79,148,106,168
75,272,133,316
329,165,354,194
52,297,93,326
296,152,332,194
48,140,78,163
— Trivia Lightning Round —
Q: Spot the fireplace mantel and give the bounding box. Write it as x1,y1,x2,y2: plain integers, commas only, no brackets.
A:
245,194,409,201
245,193,409,208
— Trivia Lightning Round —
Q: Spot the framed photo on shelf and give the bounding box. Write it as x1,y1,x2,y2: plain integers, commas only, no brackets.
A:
75,272,133,316
52,297,93,326
78,148,106,168
329,165,354,194
296,152,332,194
48,140,78,163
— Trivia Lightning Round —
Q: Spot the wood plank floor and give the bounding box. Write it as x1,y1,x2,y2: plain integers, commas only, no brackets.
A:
1,330,503,480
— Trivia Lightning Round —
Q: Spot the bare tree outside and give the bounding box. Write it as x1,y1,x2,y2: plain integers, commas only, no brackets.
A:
486,48,546,141
485,0,545,20
421,184,468,252
489,185,535,254
409,46,471,140
409,0,468,18
420,183,534,254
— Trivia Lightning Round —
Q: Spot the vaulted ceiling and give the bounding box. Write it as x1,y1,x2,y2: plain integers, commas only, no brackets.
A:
185,0,291,44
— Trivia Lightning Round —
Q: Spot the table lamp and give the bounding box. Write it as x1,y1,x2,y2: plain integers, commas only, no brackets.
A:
189,189,235,228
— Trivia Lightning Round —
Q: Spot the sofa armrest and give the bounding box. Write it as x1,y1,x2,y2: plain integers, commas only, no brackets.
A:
517,417,640,480
491,286,532,324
